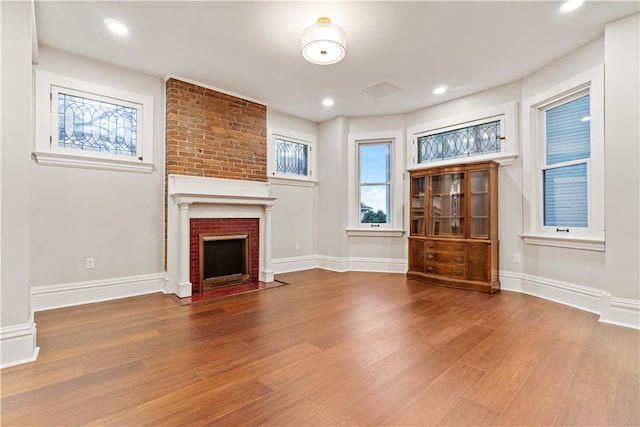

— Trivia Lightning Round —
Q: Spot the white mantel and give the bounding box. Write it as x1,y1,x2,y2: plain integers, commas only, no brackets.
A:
167,175,276,297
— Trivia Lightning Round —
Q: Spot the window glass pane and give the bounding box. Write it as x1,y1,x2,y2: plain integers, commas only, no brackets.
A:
360,185,390,223
58,92,137,156
543,163,588,227
275,138,308,176
359,141,391,224
418,120,500,163
546,95,590,165
359,143,390,183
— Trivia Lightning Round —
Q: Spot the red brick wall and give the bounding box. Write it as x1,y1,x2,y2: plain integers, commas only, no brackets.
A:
164,78,267,269
165,78,267,182
189,218,260,292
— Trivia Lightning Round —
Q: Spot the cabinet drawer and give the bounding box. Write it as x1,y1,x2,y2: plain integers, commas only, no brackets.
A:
424,263,466,279
424,240,465,253
425,252,466,264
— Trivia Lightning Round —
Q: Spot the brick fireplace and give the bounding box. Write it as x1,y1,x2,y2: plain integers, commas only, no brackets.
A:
164,77,273,298
191,218,259,292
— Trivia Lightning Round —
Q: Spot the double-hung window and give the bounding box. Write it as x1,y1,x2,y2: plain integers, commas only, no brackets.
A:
347,131,404,236
359,141,391,225
522,65,604,251
542,93,590,229
34,69,154,172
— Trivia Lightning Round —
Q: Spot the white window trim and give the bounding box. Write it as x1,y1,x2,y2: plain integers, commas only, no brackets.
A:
521,64,605,251
267,127,317,185
33,69,155,173
407,101,519,170
347,131,405,237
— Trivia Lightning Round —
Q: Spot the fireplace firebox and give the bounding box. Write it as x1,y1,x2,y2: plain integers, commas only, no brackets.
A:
199,234,250,291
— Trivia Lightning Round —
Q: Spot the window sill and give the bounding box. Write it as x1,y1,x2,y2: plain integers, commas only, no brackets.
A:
268,176,317,187
346,228,405,238
33,151,154,173
521,233,605,252
408,153,519,171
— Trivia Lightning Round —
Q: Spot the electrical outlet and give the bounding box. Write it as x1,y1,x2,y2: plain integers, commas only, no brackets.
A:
86,257,95,269
295,243,301,250
513,253,521,263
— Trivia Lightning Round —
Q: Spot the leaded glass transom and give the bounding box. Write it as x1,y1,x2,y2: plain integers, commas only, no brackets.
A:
58,92,138,156
275,138,308,176
418,120,501,163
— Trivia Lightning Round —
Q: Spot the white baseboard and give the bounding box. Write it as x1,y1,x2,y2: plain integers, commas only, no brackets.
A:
600,295,640,329
500,270,639,330
31,272,167,312
273,255,407,275
272,255,318,274
348,256,407,273
1,320,39,369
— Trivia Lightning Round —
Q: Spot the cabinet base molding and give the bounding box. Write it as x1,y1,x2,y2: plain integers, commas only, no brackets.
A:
407,271,500,294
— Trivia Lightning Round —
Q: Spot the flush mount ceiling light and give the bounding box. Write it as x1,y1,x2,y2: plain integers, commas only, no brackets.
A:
302,17,346,65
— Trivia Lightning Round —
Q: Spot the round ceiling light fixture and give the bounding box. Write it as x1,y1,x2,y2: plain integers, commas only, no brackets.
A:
302,17,346,65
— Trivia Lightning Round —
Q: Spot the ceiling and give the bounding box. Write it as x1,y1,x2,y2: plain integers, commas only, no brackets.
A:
34,1,639,123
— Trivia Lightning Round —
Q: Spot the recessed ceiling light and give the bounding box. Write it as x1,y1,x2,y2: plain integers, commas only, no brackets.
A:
104,18,128,36
322,98,335,107
433,85,448,95
561,0,584,12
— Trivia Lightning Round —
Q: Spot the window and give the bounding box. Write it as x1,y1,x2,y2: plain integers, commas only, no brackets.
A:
347,131,404,237
267,129,315,184
543,93,590,229
275,137,309,177
359,142,391,225
417,119,501,163
34,69,154,172
407,101,518,169
522,65,604,251
56,90,138,157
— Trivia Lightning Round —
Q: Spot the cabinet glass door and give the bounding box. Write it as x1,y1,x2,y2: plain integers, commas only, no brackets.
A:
429,173,465,236
410,176,426,235
470,170,489,238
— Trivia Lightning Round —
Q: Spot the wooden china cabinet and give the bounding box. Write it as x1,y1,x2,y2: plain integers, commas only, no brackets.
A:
407,160,500,293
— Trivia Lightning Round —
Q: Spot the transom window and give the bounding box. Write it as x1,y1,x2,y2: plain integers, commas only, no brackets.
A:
56,90,138,157
274,137,309,177
417,120,501,163
33,69,154,173
407,101,518,170
267,129,315,183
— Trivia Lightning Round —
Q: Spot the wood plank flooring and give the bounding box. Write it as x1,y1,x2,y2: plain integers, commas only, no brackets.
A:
1,269,639,426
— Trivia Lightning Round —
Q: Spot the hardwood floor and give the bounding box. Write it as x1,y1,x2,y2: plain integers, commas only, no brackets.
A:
1,269,639,426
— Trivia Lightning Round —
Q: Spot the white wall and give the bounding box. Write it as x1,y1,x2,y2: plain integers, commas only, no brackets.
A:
316,117,350,269
267,110,318,272
405,81,524,279
1,1,38,367
347,115,407,270
29,46,166,307
604,14,640,301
